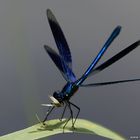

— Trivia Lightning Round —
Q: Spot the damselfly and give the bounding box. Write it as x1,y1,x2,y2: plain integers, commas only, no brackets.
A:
42,9,140,130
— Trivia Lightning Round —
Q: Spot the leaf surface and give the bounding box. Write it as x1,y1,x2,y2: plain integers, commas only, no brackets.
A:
0,119,126,140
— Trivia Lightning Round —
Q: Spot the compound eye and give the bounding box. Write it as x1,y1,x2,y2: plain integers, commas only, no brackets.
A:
53,91,59,98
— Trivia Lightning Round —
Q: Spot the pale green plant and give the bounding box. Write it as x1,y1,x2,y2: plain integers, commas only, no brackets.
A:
0,119,126,140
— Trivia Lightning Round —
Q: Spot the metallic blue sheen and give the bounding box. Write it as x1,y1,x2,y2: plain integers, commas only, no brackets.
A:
47,9,72,69
76,26,121,85
44,45,76,82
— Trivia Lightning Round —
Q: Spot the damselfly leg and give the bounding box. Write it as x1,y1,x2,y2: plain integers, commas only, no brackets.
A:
43,106,55,125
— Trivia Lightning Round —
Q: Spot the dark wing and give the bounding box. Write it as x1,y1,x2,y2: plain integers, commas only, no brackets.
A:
76,26,121,85
88,40,140,76
81,78,140,87
47,9,72,69
44,45,76,82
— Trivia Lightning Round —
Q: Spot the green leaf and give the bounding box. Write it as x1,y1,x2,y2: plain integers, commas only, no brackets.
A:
0,119,126,140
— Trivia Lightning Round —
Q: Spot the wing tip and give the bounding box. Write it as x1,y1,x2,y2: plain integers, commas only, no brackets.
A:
117,25,122,29
136,40,140,45
46,9,52,16
44,44,47,49
44,44,48,51
46,9,57,22
44,45,53,53
114,25,122,35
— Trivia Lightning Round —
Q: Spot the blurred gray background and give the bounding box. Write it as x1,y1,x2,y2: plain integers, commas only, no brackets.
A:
0,0,140,139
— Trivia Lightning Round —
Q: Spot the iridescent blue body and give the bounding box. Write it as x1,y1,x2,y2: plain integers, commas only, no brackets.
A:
42,9,140,129
53,82,79,102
